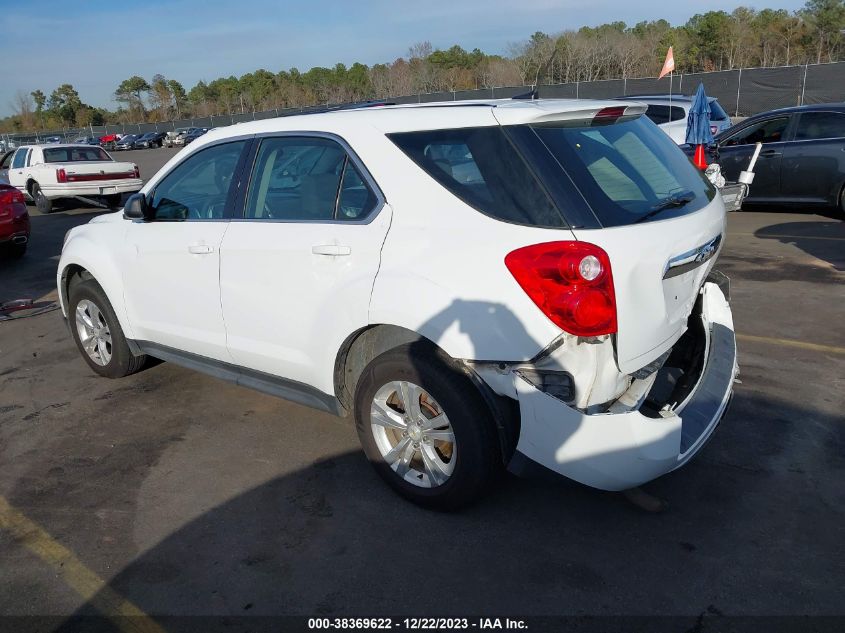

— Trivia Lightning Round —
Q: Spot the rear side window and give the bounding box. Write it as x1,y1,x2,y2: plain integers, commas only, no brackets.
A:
244,136,378,221
389,127,565,228
644,104,686,124
794,111,845,140
525,116,716,227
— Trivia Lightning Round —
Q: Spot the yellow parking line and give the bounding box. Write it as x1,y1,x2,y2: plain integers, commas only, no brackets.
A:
0,496,165,633
737,333,845,355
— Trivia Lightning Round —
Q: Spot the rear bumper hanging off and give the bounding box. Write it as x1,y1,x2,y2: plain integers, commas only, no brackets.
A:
508,282,738,491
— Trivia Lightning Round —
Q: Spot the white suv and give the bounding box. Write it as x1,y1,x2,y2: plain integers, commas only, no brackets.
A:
58,99,738,509
615,95,733,144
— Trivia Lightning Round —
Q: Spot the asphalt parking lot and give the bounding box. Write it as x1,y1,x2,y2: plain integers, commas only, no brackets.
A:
0,148,843,626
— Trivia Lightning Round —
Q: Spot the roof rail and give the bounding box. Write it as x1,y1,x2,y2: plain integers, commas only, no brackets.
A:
279,100,397,118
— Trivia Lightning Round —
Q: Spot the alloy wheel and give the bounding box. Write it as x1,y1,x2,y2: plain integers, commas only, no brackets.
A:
75,299,113,366
370,380,456,488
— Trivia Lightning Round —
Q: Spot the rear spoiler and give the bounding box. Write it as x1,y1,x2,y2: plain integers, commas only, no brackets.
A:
492,100,647,126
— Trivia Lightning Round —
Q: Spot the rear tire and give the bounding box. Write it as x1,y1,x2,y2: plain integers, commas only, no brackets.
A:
354,343,500,510
32,183,52,214
68,278,146,378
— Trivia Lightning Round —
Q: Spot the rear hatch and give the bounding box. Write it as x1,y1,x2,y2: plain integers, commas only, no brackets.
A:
497,104,725,374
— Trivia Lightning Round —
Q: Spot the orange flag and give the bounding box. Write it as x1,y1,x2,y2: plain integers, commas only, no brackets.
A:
658,46,675,80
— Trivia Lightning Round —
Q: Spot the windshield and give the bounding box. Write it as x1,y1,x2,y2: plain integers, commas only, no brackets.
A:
120,136,136,143
44,147,112,162
519,116,716,227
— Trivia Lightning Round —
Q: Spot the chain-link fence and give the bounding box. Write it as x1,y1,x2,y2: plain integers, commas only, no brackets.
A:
3,61,844,149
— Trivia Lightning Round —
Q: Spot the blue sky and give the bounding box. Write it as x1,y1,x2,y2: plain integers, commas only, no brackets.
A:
1,0,806,117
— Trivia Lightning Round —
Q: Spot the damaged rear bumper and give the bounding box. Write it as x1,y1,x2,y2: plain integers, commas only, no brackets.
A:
508,282,737,491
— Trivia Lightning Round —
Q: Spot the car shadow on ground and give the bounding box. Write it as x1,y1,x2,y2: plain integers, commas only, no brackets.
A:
741,203,843,223
754,220,845,272
39,387,841,630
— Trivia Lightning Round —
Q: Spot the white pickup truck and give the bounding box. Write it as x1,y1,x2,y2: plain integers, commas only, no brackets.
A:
7,144,143,213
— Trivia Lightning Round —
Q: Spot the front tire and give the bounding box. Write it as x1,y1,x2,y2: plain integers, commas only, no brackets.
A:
354,344,500,510
68,278,146,378
32,183,52,214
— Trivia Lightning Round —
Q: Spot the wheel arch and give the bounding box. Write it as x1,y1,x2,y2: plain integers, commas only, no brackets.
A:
334,324,519,463
58,251,135,342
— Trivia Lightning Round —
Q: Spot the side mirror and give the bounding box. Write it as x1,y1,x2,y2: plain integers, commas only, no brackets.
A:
123,193,152,221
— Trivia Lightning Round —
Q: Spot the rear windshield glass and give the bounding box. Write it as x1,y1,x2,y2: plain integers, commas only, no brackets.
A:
708,99,729,121
44,147,112,162
525,116,716,227
388,127,566,228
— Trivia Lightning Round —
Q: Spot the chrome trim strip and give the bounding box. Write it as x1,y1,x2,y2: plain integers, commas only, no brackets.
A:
663,234,722,280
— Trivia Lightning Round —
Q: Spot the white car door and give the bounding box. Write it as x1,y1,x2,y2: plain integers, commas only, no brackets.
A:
219,135,391,394
8,147,31,191
122,139,249,361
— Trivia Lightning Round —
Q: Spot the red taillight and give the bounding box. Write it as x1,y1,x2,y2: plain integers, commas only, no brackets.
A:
593,106,626,124
133,164,140,178
505,241,617,337
0,188,25,206
56,168,67,183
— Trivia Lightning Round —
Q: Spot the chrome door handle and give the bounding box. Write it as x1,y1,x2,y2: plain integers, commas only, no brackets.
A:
188,244,214,254
312,244,351,256
759,150,781,157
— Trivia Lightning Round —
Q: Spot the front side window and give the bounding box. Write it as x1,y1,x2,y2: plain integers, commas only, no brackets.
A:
794,111,845,141
11,148,27,169
337,163,379,220
723,117,789,146
1,151,13,170
245,136,377,221
151,140,246,220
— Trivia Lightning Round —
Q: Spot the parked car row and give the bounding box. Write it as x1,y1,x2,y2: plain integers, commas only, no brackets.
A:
11,129,213,153
112,132,168,150
163,127,210,147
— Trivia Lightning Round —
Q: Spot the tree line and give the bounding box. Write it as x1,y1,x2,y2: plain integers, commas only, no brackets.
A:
3,0,843,133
